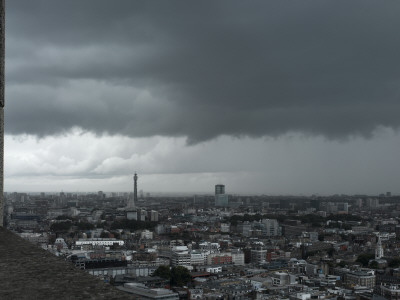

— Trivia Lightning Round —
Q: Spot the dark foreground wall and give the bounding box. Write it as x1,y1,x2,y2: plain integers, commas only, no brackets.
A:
0,228,133,299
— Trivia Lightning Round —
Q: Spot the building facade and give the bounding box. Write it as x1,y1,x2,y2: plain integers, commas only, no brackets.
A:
215,184,229,207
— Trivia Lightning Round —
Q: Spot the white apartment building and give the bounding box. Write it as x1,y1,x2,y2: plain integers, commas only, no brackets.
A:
346,270,376,288
262,219,280,236
141,230,154,240
171,250,191,267
150,210,159,222
206,266,222,273
271,272,297,286
220,223,230,233
199,242,220,253
190,251,207,266
231,249,245,265
75,238,124,247
251,248,267,264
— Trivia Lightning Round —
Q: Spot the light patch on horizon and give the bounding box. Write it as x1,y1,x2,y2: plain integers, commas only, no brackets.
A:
5,128,400,195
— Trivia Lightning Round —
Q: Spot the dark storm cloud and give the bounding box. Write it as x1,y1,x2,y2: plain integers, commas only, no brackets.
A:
5,1,400,142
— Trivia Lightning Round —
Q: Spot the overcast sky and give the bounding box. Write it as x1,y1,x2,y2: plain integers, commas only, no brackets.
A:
4,1,400,195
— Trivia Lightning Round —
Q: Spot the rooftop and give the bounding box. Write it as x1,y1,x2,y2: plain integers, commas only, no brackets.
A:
0,227,133,299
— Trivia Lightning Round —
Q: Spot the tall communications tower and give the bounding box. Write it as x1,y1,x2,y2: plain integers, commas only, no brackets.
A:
133,173,138,208
0,0,4,226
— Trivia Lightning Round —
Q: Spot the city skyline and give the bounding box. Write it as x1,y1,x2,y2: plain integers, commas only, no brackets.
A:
5,1,400,195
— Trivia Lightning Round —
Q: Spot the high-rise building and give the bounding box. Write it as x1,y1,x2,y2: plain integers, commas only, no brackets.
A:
310,199,320,211
127,211,138,220
262,219,280,237
366,198,379,209
139,209,147,221
215,184,225,195
337,202,349,214
251,248,267,264
215,184,229,207
355,198,363,208
237,222,251,237
150,210,159,222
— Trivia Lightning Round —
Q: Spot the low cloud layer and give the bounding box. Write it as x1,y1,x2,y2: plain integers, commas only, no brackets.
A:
6,1,400,143
5,128,400,194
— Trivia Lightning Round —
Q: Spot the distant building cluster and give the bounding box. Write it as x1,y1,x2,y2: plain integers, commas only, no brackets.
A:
4,180,400,299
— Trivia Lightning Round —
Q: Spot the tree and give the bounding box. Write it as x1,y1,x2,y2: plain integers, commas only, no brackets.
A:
153,266,191,287
96,221,104,228
337,261,346,268
110,219,157,231
111,231,121,239
356,253,374,267
56,215,73,220
100,231,109,238
153,265,171,280
50,221,72,233
389,258,400,268
369,261,379,269
76,222,94,230
170,266,191,287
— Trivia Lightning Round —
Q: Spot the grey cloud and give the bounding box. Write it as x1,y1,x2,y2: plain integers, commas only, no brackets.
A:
5,1,400,142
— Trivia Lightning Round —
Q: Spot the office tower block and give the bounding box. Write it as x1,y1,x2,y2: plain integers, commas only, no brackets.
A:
215,184,225,195
215,184,229,207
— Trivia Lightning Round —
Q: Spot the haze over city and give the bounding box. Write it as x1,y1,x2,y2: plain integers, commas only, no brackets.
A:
5,1,400,195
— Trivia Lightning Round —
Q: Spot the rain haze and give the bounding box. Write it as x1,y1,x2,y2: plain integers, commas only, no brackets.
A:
5,1,400,195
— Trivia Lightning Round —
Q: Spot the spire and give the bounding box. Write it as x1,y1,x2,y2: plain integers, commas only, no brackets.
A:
375,236,383,260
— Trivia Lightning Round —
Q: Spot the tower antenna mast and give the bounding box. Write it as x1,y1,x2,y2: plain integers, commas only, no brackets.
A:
133,172,138,208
